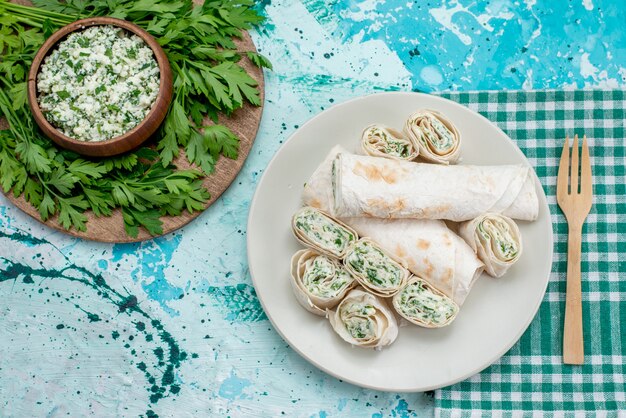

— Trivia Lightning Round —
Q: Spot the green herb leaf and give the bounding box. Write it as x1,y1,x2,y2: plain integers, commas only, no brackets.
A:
0,0,269,237
67,159,108,181
10,82,27,110
123,207,163,237
186,129,215,174
57,195,89,231
204,124,239,160
14,141,52,174
246,51,273,70
47,167,78,195
38,191,56,220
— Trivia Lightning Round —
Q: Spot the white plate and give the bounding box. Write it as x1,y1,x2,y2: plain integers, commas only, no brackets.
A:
247,92,553,392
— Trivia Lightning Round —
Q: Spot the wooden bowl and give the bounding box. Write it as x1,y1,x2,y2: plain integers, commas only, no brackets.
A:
27,17,173,157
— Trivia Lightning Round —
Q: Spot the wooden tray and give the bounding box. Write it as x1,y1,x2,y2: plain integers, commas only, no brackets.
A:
1,4,264,243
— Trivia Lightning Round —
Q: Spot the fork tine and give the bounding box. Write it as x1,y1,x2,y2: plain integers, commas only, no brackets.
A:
557,136,570,197
580,135,592,195
571,134,579,194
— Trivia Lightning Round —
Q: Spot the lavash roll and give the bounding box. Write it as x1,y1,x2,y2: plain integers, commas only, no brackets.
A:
302,145,349,215
459,213,523,278
343,238,410,298
327,288,399,349
290,249,357,316
345,217,483,305
361,124,418,161
291,206,357,258
332,153,539,222
404,109,461,164
302,147,485,305
392,276,459,328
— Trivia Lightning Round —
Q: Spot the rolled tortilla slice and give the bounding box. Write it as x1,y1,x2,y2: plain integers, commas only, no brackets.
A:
327,288,398,349
392,276,459,328
302,148,484,305
332,153,539,222
292,206,358,258
290,249,357,316
404,109,461,164
343,238,410,297
459,213,522,278
361,124,418,161
345,217,483,306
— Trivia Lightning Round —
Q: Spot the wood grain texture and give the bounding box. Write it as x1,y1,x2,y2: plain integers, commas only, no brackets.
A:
563,224,584,365
2,0,265,243
27,17,174,157
557,135,593,365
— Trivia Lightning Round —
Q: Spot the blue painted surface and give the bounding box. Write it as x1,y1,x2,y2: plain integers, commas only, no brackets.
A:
218,370,252,401
1,0,624,416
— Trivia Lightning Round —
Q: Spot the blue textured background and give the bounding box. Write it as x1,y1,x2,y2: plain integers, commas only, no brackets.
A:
1,1,625,416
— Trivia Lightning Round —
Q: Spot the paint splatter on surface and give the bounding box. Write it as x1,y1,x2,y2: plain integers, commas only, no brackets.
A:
1,1,624,416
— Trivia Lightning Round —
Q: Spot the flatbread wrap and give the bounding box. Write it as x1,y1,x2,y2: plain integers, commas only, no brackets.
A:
290,249,357,316
458,213,523,278
292,206,358,258
392,276,459,328
302,145,348,215
332,153,539,222
327,288,399,348
345,217,483,305
343,238,410,297
361,124,418,161
404,109,461,164
302,148,485,305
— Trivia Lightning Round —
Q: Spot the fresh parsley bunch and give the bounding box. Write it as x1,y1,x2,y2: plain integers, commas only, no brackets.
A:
0,0,270,237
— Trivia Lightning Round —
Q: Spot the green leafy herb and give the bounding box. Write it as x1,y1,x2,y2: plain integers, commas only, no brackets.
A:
0,0,270,237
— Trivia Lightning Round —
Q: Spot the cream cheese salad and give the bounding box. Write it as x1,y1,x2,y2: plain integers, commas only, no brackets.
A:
392,277,459,328
37,25,160,142
292,207,357,258
344,238,409,297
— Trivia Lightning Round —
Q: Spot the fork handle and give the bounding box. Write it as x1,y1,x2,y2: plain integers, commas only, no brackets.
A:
563,223,584,365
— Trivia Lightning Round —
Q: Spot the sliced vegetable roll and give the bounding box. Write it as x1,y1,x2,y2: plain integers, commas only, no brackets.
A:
392,276,459,328
290,249,357,316
361,124,418,161
459,213,522,278
404,109,461,164
345,217,483,306
292,206,358,258
344,238,410,297
328,288,398,349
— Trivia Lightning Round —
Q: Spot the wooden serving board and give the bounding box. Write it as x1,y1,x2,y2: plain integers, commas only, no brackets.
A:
1,2,264,243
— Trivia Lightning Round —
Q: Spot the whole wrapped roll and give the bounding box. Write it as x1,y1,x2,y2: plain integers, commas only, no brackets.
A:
302,145,349,215
327,288,398,349
343,238,410,297
345,217,483,305
302,147,485,305
392,276,459,328
361,124,418,161
332,153,539,222
292,206,358,258
404,109,461,164
290,249,357,316
459,213,523,278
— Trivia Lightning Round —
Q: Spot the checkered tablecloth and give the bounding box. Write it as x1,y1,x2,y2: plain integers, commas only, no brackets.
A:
433,90,626,417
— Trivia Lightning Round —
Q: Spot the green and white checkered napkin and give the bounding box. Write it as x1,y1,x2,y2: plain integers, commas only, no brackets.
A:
433,90,626,417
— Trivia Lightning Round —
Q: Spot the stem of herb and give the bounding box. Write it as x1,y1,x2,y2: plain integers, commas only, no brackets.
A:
1,2,75,23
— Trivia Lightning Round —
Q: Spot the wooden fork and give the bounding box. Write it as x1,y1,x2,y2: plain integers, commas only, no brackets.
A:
557,134,592,365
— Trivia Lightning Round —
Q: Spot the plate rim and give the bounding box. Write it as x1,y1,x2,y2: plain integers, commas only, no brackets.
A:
247,91,554,392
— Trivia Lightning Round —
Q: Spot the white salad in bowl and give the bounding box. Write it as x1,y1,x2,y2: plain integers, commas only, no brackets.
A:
36,25,160,142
